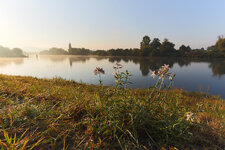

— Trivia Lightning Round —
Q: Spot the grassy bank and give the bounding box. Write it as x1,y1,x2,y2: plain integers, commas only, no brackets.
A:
0,74,224,149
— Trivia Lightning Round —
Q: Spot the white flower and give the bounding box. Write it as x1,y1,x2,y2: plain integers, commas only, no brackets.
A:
163,64,169,69
151,71,156,78
169,75,173,80
186,112,197,122
112,70,119,77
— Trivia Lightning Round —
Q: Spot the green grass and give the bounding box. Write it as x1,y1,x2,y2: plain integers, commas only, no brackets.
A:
0,74,224,149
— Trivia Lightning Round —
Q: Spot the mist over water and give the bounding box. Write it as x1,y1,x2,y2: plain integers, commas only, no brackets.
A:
0,55,225,98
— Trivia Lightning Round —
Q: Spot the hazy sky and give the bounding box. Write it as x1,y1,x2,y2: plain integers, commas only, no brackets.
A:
0,0,225,52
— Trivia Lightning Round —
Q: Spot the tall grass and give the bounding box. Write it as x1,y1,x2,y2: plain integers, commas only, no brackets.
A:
0,64,224,149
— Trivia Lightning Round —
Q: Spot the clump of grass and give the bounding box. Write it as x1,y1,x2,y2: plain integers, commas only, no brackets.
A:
0,64,224,149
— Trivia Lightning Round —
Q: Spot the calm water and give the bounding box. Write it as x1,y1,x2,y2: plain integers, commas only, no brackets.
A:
0,55,225,98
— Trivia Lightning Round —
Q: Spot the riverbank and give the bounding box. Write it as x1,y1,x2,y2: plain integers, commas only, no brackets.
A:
0,74,224,149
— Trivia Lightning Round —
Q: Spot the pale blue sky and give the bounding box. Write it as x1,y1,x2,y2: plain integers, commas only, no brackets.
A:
0,0,224,52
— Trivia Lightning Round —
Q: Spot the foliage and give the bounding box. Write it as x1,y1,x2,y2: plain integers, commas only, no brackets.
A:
140,35,151,56
149,38,161,56
179,45,191,56
37,35,225,58
112,63,132,89
159,39,177,56
0,46,25,57
11,48,23,56
40,47,69,55
215,35,225,52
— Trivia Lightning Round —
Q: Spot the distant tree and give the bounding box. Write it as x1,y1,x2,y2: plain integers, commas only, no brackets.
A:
207,45,216,51
12,48,23,56
0,46,11,56
150,38,161,56
179,45,192,57
150,38,161,49
92,50,108,56
49,48,68,55
140,35,151,56
215,35,225,52
132,48,141,56
179,45,191,52
187,46,191,51
179,45,191,55
200,47,205,51
40,47,68,55
141,36,151,47
179,45,186,51
0,46,25,57
159,39,176,56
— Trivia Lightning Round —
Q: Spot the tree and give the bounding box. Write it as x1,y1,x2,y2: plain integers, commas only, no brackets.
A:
159,39,176,56
215,35,225,52
0,46,11,57
140,35,151,56
12,48,23,56
40,47,68,55
207,45,216,51
179,45,186,51
150,38,161,49
179,45,191,52
150,38,161,56
132,48,141,56
179,45,192,56
140,36,151,48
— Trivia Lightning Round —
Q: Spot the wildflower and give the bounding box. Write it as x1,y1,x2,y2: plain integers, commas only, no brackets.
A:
163,64,169,69
151,64,172,80
112,70,119,77
151,71,156,78
186,112,197,122
159,64,170,76
169,75,173,80
94,67,105,75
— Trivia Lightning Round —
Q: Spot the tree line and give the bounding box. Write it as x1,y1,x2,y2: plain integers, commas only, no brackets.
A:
0,46,25,57
40,35,225,58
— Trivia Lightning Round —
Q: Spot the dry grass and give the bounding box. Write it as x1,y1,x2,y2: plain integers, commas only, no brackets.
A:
0,74,224,149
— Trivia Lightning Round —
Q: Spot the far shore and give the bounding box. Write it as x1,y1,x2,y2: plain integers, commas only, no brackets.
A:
38,54,225,60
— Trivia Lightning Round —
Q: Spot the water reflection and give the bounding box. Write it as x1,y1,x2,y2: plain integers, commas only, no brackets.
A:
0,58,24,67
208,60,225,78
69,56,90,67
108,57,225,77
35,56,225,78
108,57,186,76
39,55,68,62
